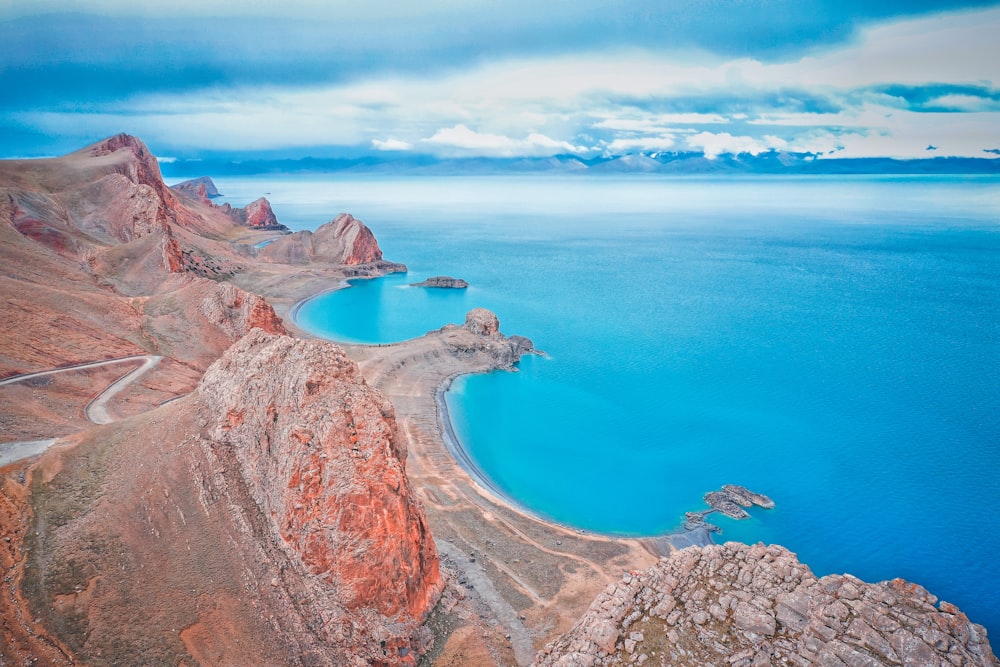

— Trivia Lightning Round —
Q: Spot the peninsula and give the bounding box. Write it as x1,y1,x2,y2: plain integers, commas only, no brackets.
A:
0,135,994,666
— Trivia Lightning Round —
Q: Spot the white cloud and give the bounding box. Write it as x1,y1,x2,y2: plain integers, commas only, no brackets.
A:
15,6,1000,159
686,132,788,159
372,138,413,151
421,124,587,157
604,135,678,154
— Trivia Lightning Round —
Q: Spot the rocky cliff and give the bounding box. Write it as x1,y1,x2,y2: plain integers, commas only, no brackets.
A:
8,330,441,666
171,175,221,201
535,542,998,667
214,196,289,231
197,330,442,623
0,136,289,377
260,213,389,265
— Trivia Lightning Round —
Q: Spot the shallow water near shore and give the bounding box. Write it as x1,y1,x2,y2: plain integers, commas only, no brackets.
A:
211,174,1000,633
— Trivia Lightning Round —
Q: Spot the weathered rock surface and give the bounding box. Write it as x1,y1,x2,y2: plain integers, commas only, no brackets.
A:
410,276,469,289
215,196,289,231
535,542,998,667
171,175,221,200
434,308,536,370
260,213,397,266
10,330,441,666
198,330,442,622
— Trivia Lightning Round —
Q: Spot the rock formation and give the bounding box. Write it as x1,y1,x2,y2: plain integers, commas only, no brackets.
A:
536,542,998,667
410,276,470,289
197,330,442,624
8,330,441,665
259,213,394,266
215,196,289,231
435,308,537,369
171,175,222,200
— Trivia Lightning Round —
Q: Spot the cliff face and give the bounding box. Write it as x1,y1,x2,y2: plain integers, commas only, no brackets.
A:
536,542,998,667
171,175,221,201
259,213,385,265
197,330,441,621
11,330,441,666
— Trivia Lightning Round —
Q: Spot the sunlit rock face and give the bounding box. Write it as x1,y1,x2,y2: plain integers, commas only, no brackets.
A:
536,542,998,667
259,213,385,265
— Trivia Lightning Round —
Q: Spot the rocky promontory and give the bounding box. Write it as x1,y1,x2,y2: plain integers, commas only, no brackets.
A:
219,196,288,231
259,213,401,269
171,175,222,200
536,542,998,667
410,276,469,289
8,330,441,665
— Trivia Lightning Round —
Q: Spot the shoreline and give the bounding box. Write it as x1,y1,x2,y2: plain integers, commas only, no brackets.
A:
285,279,352,328
288,283,708,547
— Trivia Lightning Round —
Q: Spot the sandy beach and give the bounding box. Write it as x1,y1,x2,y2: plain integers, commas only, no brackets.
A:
285,286,660,664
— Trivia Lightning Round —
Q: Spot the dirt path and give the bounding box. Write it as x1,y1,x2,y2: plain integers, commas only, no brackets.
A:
0,355,163,463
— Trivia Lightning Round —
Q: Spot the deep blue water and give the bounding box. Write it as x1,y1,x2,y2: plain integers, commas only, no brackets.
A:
214,175,999,634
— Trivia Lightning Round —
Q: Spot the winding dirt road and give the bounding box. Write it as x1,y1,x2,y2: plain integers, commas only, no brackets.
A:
0,355,163,465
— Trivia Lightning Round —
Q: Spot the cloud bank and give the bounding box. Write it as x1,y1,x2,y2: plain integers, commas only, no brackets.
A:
1,2,998,160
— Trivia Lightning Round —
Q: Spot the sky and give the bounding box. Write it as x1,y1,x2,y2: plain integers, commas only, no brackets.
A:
2,0,999,161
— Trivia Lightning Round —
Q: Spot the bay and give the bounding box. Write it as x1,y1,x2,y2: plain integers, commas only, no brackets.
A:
212,174,1000,633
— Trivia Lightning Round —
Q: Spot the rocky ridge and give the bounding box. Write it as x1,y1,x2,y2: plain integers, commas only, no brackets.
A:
9,330,441,666
260,212,399,268
197,330,442,625
536,542,998,667
171,175,221,200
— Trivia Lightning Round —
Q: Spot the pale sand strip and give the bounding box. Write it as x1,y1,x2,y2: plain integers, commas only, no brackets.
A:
288,294,660,662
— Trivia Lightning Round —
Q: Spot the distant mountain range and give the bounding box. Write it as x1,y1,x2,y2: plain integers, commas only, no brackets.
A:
159,150,1000,177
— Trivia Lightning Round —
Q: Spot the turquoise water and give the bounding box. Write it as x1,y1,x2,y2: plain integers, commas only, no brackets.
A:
215,175,1000,633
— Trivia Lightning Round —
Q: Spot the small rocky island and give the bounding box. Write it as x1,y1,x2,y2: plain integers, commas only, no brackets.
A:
687,484,774,525
410,275,469,288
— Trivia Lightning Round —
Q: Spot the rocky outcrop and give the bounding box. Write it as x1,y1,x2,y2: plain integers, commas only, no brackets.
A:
171,175,221,201
197,331,441,622
84,133,180,217
216,196,289,231
536,542,998,667
434,308,537,370
259,213,387,265
410,276,469,289
10,330,442,666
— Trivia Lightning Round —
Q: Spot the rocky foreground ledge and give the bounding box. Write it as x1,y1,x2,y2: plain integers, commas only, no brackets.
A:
535,542,997,667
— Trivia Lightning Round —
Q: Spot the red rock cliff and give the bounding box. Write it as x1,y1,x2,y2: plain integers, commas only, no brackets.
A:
11,330,441,666
197,330,441,621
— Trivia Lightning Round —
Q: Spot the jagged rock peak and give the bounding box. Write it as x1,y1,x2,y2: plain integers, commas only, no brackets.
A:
171,176,221,200
242,197,281,228
196,330,442,625
535,542,998,667
257,212,387,266
328,212,384,264
78,133,178,209
86,132,155,161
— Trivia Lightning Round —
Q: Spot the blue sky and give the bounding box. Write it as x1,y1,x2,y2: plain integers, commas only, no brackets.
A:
2,0,999,160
